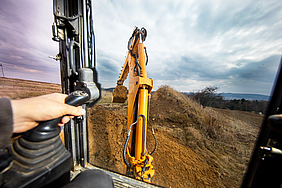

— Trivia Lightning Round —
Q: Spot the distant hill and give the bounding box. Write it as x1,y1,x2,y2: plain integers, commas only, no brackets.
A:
104,88,270,101
182,92,270,101
102,87,115,92
220,93,270,101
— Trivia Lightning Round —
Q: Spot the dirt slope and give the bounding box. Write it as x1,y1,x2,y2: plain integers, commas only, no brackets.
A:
88,104,223,187
87,86,263,187
88,105,127,172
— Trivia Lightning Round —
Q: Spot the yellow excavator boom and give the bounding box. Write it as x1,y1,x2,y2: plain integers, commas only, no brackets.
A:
112,27,155,182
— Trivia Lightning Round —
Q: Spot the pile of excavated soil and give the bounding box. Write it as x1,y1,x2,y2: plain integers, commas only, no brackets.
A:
147,129,225,187
88,105,127,173
148,86,261,187
88,85,262,188
88,105,224,187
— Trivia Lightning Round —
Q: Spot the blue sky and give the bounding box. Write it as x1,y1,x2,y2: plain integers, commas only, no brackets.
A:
0,0,281,95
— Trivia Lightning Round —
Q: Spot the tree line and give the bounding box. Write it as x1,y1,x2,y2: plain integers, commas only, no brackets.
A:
188,86,268,114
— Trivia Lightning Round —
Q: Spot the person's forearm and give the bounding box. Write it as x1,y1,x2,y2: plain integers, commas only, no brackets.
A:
0,94,86,145
11,93,85,133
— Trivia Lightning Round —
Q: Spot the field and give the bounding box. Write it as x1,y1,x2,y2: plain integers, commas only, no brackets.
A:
1,78,263,187
0,77,61,99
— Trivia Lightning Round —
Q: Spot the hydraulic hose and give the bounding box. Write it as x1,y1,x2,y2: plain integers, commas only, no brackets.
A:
123,121,137,167
145,47,148,66
148,120,157,155
134,56,142,76
123,115,146,167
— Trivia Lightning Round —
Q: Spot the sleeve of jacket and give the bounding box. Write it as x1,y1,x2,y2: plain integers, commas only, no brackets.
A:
0,98,13,150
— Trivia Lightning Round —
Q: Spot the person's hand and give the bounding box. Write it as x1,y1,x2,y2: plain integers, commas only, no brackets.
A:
11,93,86,133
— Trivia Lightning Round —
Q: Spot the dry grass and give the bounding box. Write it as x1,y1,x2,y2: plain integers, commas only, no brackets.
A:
0,77,61,99
97,90,113,104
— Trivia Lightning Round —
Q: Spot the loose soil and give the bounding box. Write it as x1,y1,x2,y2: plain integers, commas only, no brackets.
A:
88,105,128,172
88,86,263,188
112,85,127,103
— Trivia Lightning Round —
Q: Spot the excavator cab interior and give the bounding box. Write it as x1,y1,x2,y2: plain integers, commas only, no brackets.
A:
1,1,282,188
0,0,158,187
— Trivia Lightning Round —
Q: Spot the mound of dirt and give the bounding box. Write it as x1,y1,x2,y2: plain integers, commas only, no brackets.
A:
148,86,261,187
88,105,127,173
150,85,204,128
148,129,225,187
88,85,262,188
88,104,224,188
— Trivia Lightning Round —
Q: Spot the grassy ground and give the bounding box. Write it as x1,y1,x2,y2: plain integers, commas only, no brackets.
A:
0,77,61,99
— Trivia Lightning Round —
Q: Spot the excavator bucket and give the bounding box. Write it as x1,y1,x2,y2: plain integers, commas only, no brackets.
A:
112,85,127,103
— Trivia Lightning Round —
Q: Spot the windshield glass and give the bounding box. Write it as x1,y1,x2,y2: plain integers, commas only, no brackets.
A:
0,0,281,187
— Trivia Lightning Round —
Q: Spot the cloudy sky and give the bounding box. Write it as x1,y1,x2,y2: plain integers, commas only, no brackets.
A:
0,0,281,95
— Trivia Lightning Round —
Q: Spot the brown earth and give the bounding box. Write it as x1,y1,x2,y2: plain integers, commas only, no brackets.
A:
88,104,128,172
87,86,263,188
112,85,127,103
88,104,223,187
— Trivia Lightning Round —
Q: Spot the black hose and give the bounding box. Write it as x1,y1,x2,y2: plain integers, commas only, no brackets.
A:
133,56,139,76
123,115,146,167
127,36,133,52
145,47,148,66
140,27,147,42
148,120,157,155
141,158,148,181
123,122,135,167
128,27,138,54
133,56,142,76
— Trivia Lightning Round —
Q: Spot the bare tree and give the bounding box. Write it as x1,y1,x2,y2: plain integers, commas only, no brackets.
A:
189,86,222,107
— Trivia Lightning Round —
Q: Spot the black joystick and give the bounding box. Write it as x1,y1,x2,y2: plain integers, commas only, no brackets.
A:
2,91,89,188
23,91,89,142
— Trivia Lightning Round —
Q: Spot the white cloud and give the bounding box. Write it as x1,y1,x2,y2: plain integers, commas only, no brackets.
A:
0,0,58,83
0,0,281,95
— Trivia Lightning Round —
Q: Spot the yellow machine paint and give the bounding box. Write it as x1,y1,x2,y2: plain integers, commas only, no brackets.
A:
112,27,155,182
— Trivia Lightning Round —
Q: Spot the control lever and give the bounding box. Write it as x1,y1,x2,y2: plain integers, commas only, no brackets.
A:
268,114,282,135
23,91,89,142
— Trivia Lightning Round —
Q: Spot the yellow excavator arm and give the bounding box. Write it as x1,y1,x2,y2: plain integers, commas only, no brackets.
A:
112,27,155,183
